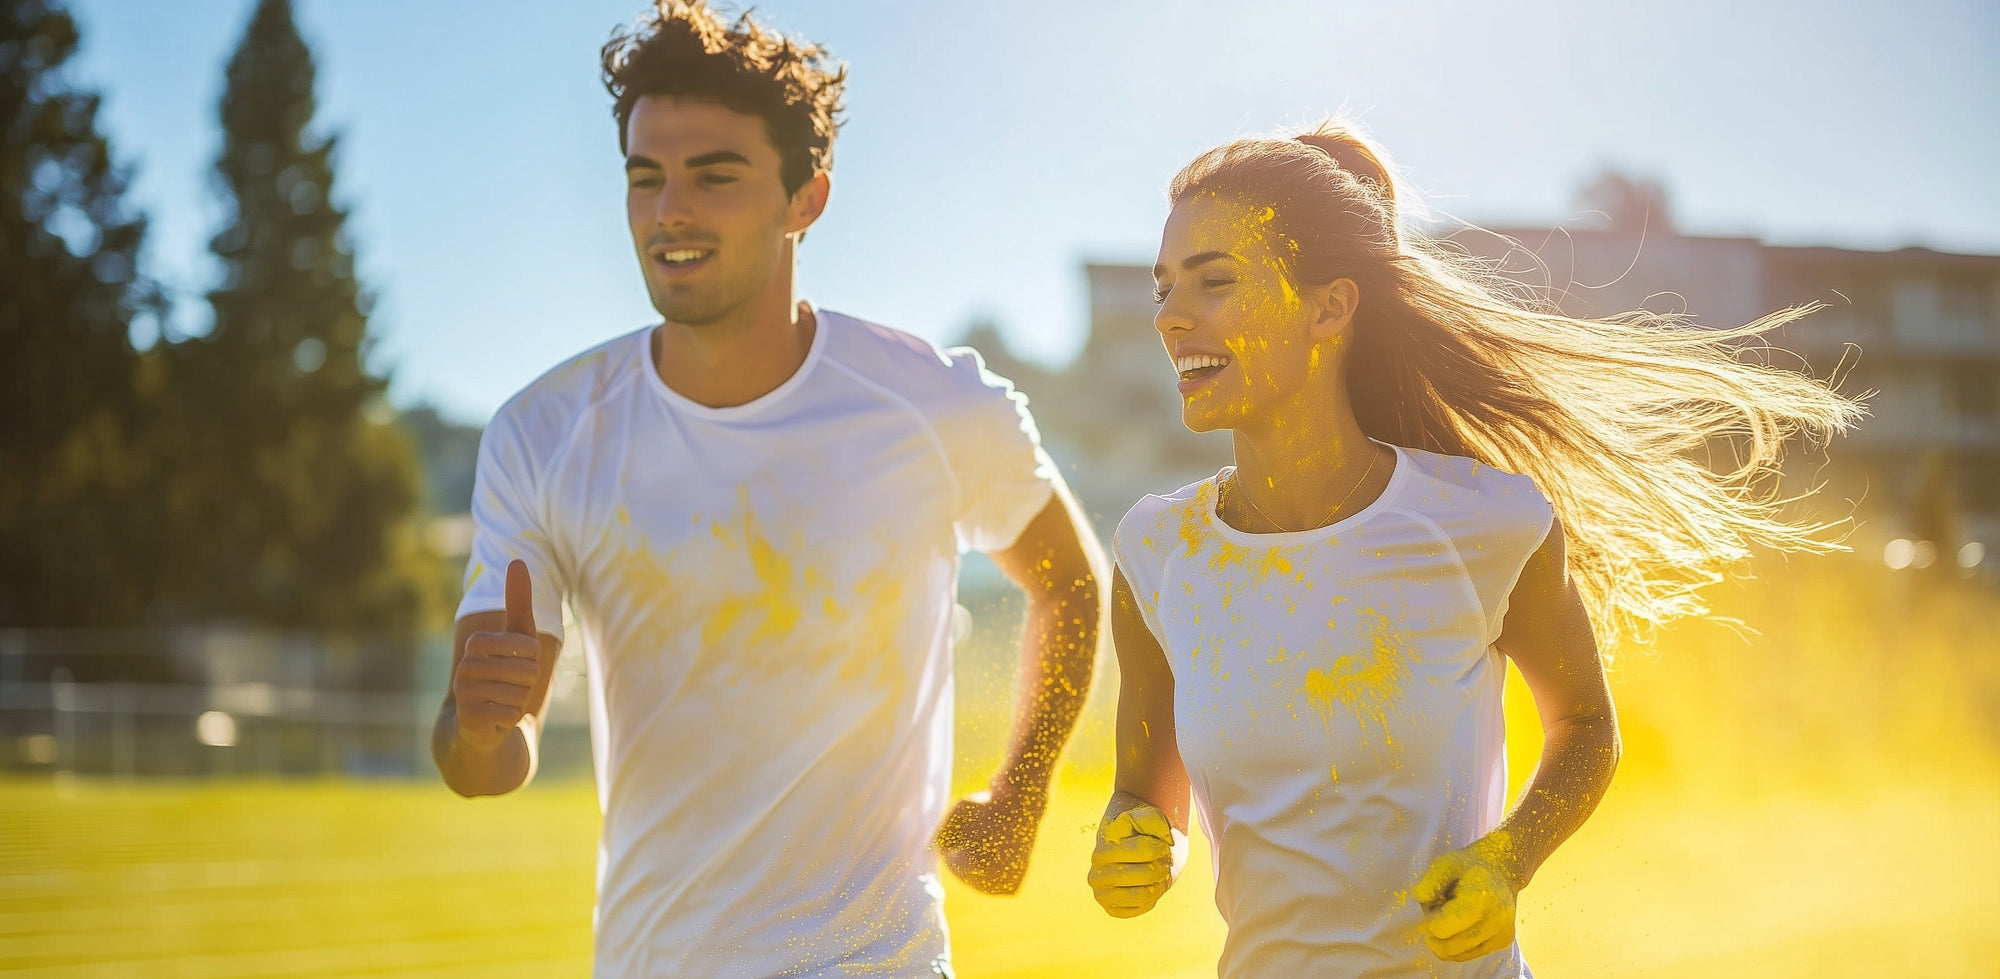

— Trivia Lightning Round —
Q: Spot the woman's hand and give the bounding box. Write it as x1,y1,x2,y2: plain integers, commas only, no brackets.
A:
1412,832,1520,962
1088,803,1184,917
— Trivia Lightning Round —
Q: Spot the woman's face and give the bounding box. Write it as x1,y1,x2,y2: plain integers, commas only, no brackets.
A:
1152,191,1352,435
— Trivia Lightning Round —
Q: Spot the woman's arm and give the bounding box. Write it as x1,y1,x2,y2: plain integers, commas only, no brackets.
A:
1415,517,1621,961
1489,515,1622,888
1089,566,1193,917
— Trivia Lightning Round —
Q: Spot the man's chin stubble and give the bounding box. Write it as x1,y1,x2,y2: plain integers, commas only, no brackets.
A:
649,290,735,328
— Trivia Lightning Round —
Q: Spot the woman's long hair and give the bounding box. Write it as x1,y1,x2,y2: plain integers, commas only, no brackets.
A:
1169,122,1865,655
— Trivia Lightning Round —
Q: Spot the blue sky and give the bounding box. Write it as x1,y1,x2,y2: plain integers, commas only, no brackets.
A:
66,0,2000,424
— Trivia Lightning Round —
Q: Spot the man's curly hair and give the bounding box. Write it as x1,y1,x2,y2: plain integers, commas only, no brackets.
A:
602,1,847,198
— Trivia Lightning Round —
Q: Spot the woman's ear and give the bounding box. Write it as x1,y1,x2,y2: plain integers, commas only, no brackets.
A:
1309,277,1361,342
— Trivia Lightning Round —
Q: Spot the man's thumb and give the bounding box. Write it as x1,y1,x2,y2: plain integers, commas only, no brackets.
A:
504,559,536,637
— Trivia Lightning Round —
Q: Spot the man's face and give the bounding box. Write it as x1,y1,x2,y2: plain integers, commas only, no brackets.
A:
623,96,819,325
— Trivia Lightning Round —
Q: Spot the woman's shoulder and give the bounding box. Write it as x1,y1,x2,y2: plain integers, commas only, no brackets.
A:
1113,476,1216,558
1389,445,1551,523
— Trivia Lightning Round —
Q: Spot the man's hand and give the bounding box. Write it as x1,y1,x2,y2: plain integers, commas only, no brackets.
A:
1412,833,1520,962
934,778,1048,895
1089,803,1182,918
451,560,549,750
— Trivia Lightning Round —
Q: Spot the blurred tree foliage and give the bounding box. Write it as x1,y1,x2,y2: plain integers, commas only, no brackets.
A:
0,0,160,627
3,0,447,647
146,0,448,633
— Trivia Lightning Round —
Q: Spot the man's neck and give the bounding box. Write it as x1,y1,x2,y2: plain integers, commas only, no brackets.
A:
653,289,816,410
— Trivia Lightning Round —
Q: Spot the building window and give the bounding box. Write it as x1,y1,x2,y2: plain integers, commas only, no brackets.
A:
1961,452,2000,513
1952,364,1997,420
1941,275,1990,329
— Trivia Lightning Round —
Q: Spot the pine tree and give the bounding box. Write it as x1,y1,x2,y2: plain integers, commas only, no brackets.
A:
153,0,443,636
0,0,158,629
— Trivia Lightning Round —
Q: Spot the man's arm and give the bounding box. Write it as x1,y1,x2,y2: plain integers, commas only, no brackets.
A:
432,560,565,798
935,479,1105,894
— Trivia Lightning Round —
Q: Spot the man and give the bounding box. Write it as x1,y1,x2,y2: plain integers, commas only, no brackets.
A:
430,2,1103,976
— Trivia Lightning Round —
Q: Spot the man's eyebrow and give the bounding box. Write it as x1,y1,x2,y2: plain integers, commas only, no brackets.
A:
624,155,662,172
686,150,752,168
1152,251,1238,279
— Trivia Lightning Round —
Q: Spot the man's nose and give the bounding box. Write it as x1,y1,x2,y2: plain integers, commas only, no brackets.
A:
653,179,697,228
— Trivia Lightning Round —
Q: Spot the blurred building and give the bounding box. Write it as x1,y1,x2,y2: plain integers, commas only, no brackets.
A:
970,230,2000,562
1455,225,2000,557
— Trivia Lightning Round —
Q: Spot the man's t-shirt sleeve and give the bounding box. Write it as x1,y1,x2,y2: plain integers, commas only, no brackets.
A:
936,346,1058,555
454,409,569,640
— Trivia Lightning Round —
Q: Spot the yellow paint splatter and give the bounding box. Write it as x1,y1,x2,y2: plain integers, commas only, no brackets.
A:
1252,547,1293,580
700,489,806,646
1300,607,1416,750
1178,486,1215,557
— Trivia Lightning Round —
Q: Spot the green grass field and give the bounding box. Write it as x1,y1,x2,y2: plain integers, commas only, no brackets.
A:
5,769,1998,977
8,560,2000,976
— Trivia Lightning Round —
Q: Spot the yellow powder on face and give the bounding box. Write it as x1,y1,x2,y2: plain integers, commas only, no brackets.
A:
1275,273,1301,312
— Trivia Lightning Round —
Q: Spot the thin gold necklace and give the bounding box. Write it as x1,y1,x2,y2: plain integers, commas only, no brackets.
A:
1227,445,1381,534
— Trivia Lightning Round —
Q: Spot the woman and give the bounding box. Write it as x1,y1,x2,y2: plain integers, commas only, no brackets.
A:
1087,123,1858,977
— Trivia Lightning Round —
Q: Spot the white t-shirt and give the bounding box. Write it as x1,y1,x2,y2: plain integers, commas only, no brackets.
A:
1113,443,1554,979
456,310,1055,977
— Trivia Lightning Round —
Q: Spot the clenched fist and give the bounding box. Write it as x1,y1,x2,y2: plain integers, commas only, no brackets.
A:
1413,833,1519,962
935,780,1047,895
453,560,551,750
1089,803,1183,918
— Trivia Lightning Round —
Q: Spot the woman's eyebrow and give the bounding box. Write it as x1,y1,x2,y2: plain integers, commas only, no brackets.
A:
1152,251,1238,278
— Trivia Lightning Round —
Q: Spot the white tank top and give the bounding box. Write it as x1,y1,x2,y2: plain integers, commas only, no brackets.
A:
1113,442,1553,979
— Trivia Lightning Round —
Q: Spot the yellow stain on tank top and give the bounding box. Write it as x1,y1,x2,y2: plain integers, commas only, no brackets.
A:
1300,606,1415,752
1252,546,1293,580
1178,487,1214,557
1208,539,1250,575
